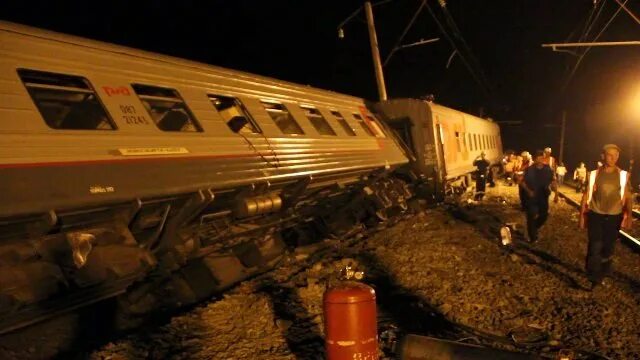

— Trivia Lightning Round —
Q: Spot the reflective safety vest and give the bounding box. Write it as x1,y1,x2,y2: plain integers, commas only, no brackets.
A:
586,168,628,206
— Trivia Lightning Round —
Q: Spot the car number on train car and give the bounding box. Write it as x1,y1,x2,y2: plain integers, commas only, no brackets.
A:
119,105,150,125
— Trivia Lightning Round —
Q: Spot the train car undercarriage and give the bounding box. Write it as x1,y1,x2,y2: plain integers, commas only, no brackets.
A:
0,172,413,334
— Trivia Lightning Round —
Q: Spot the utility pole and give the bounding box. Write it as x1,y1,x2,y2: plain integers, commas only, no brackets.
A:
559,110,566,164
364,1,388,101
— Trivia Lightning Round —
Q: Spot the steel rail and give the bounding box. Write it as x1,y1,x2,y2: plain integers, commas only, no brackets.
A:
557,190,640,252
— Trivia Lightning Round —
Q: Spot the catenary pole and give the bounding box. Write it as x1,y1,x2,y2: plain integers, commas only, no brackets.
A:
364,1,388,101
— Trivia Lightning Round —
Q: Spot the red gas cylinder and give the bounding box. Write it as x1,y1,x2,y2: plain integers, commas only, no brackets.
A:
324,281,378,360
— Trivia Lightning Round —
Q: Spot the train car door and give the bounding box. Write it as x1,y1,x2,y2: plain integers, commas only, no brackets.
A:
433,116,447,199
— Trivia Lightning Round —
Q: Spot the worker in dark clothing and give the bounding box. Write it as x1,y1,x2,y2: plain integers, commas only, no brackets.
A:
520,150,559,242
580,144,633,290
473,152,491,201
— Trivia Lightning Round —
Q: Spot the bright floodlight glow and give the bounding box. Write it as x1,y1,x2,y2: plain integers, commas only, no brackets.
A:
630,86,640,118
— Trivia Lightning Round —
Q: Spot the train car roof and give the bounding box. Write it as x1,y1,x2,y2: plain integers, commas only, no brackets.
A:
0,21,366,105
429,102,498,126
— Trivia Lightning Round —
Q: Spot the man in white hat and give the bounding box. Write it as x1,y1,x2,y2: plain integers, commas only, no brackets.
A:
579,144,633,290
543,147,556,172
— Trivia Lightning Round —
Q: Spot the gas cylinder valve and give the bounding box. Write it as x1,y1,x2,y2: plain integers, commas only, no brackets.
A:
339,265,364,281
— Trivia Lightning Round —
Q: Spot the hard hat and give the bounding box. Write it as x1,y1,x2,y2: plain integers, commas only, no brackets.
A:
544,147,552,153
521,151,530,157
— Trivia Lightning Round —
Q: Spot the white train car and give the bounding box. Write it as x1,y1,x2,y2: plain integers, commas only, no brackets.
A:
377,99,502,198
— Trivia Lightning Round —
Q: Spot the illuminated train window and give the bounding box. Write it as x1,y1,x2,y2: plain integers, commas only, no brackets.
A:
132,84,202,132
209,95,261,134
352,113,374,136
18,69,115,130
301,106,336,136
261,101,304,135
330,111,356,136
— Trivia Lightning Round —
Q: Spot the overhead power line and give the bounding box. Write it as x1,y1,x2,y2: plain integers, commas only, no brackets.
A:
437,0,493,94
613,0,640,25
383,0,427,66
580,0,608,43
423,0,491,98
560,0,629,93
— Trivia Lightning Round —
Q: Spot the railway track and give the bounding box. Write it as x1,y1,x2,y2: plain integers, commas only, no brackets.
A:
556,189,640,251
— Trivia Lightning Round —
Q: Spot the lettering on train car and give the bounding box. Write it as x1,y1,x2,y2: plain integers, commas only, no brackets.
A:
117,147,190,156
89,185,115,194
120,105,150,125
424,144,437,165
103,86,131,96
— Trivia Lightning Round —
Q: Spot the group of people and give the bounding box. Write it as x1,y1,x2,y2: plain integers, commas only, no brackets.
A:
472,145,634,290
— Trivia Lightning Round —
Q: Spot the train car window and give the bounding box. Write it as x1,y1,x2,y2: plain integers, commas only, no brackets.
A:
132,84,202,132
330,111,356,136
462,132,467,150
261,101,304,135
209,95,260,134
468,134,473,150
365,114,387,137
474,134,478,150
301,106,336,136
18,69,116,130
455,132,461,152
352,114,374,136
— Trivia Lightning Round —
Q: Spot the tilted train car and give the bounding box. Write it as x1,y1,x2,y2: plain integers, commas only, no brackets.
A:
0,22,410,331
376,99,502,198
0,22,501,332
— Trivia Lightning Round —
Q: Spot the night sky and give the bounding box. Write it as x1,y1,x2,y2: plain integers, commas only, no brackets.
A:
4,0,640,181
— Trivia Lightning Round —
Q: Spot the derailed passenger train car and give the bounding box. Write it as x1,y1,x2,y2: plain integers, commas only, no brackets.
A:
377,99,502,199
0,22,411,331
0,22,501,332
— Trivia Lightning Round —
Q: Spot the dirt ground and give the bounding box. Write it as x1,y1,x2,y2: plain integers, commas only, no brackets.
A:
80,184,640,359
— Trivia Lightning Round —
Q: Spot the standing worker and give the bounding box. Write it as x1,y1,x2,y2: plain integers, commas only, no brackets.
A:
520,150,559,242
515,151,532,210
473,152,491,201
579,144,633,290
543,147,557,172
573,162,587,193
504,154,516,186
556,162,567,186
